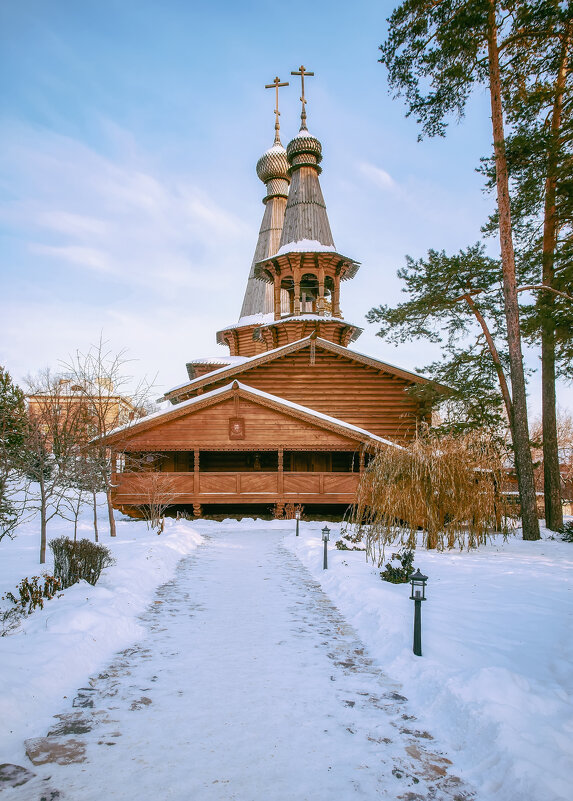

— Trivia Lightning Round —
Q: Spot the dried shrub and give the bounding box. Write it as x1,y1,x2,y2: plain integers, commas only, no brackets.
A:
1,606,23,636
273,502,303,520
49,537,115,588
353,430,513,564
2,574,62,615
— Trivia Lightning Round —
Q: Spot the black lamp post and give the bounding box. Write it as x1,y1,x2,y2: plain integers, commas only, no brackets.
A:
295,509,301,537
409,569,428,657
322,526,330,570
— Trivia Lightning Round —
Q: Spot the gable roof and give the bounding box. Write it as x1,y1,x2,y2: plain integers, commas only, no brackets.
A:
162,335,440,402
102,380,400,449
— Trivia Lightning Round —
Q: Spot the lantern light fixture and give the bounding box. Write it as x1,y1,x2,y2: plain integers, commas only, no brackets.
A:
409,569,428,657
322,526,330,570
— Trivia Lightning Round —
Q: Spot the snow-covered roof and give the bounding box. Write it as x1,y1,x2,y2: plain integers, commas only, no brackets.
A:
164,335,436,401
275,239,337,256
187,356,249,366
233,312,274,328
268,315,363,340
217,312,361,335
104,379,400,448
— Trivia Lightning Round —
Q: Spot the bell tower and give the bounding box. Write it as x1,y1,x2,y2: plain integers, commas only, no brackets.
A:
217,68,362,357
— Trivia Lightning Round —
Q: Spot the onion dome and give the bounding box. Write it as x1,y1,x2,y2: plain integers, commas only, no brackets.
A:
256,142,289,183
286,127,323,174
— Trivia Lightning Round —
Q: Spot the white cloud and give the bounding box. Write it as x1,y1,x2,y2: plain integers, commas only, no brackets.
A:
31,244,113,273
358,162,397,190
0,121,252,298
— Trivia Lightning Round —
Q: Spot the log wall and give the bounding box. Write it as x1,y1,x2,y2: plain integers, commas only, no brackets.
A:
193,347,423,442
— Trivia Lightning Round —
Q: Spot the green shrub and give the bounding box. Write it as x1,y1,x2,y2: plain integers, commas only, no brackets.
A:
561,521,573,542
335,525,366,551
49,537,115,588
380,548,415,584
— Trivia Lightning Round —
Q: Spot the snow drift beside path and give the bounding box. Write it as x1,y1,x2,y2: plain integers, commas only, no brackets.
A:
284,522,573,801
1,512,571,801
0,514,202,763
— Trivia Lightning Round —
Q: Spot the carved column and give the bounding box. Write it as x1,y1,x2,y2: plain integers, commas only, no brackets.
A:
318,266,325,314
278,446,284,495
273,274,281,321
333,276,341,318
293,267,301,315
194,449,200,495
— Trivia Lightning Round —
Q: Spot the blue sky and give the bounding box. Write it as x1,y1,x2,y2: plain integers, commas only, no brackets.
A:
1,0,570,416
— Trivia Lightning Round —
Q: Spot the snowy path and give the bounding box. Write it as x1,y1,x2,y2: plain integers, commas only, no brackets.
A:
4,529,474,800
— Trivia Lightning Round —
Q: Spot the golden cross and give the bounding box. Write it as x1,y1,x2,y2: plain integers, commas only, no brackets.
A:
265,76,289,141
291,65,314,128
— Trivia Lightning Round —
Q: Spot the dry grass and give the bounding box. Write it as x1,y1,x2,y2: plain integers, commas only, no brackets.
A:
352,431,513,564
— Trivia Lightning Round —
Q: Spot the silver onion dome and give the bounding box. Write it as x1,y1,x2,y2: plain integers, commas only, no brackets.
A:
256,143,289,184
286,128,323,164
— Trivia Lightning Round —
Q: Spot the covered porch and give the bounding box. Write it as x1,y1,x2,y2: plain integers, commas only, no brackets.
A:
112,447,367,515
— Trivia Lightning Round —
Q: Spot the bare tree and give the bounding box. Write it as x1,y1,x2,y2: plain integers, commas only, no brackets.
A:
61,336,153,537
23,369,88,563
61,449,104,542
531,409,573,514
131,470,179,532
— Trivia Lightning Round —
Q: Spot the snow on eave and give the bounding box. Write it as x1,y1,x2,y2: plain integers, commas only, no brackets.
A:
218,313,362,335
164,355,257,397
342,342,440,388
163,337,318,398
101,379,401,449
218,312,275,331
275,239,337,256
187,356,250,366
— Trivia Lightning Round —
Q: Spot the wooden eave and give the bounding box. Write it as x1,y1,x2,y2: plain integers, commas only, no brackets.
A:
253,251,360,283
100,381,391,449
163,336,445,402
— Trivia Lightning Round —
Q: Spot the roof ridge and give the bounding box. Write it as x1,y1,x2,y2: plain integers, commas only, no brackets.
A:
164,336,439,401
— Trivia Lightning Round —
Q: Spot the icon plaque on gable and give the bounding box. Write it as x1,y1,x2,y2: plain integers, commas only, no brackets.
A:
229,417,245,440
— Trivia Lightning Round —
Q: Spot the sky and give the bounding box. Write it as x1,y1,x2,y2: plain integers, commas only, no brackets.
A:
0,0,571,417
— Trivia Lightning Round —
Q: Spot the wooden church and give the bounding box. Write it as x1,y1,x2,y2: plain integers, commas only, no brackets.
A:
105,70,435,518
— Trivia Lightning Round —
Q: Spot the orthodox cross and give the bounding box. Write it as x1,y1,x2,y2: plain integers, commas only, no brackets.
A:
265,76,289,143
291,65,314,129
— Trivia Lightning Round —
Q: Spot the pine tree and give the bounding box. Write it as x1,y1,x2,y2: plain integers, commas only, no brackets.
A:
367,244,511,434
484,2,573,529
378,0,556,539
0,366,28,539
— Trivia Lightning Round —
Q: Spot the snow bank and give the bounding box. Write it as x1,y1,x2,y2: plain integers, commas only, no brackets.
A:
284,522,573,801
0,510,202,763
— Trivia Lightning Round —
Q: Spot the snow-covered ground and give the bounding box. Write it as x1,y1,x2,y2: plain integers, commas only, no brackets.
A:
0,506,202,762
0,507,571,800
284,520,573,801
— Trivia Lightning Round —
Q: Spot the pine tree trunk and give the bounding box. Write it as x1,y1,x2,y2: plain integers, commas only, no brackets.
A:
540,25,570,531
486,0,540,540
542,332,562,529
